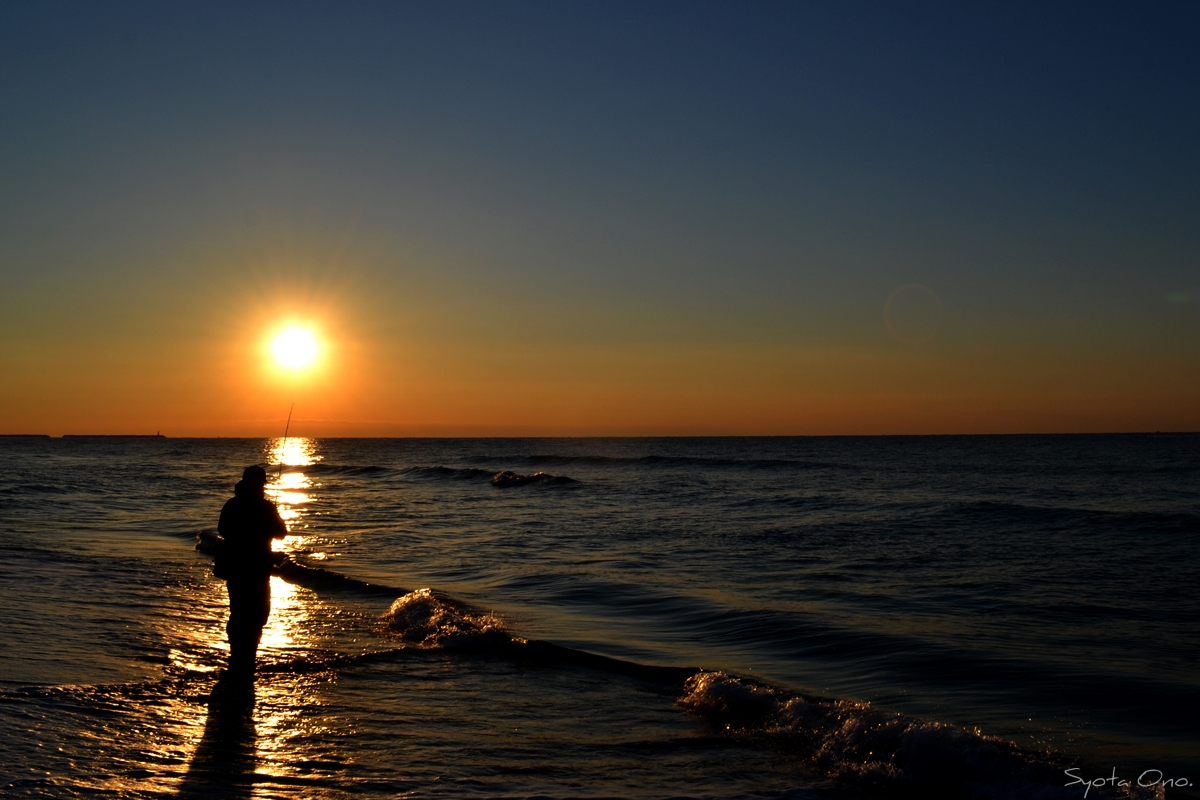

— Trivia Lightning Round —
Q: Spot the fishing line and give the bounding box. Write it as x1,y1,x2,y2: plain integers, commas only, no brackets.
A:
278,403,294,481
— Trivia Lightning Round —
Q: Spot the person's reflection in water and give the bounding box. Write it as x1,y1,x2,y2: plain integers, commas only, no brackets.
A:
176,680,258,798
217,465,287,680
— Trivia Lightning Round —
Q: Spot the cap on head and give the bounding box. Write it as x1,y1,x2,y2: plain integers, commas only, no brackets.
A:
242,465,268,486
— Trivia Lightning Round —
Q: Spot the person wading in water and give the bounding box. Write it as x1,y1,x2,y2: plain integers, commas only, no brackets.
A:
216,465,287,679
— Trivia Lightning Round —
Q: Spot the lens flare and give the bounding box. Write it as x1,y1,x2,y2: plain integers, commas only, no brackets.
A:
272,328,318,369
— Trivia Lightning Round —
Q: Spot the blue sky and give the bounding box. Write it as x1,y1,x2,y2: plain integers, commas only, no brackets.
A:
2,2,1198,434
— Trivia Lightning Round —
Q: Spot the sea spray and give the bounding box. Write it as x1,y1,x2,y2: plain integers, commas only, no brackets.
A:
382,588,513,649
678,671,1162,799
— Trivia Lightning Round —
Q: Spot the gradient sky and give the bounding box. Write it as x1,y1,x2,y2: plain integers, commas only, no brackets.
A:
2,1,1198,436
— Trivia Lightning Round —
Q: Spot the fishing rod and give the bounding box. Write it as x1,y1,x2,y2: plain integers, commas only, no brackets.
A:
278,403,294,481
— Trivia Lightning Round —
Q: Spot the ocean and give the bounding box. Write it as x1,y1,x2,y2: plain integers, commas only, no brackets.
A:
0,435,1196,799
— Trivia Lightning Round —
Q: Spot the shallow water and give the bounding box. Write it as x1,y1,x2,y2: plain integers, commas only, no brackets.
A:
0,435,1196,798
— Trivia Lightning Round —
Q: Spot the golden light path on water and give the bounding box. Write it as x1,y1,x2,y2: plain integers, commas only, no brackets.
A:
82,437,335,796
167,437,333,795
261,436,321,652
256,437,326,781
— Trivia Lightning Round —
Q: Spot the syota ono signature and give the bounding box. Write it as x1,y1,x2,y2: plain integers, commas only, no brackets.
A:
1065,768,1192,797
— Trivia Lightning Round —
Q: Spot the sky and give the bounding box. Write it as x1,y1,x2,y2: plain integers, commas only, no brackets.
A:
1,1,1198,436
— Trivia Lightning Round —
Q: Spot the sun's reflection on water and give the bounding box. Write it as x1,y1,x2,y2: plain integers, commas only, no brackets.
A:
266,437,319,550
260,436,322,653
270,436,320,469
29,435,358,798
259,575,304,652
174,437,329,795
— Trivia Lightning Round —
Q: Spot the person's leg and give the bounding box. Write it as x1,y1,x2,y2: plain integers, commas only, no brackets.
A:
249,576,271,650
228,582,261,676
226,577,271,677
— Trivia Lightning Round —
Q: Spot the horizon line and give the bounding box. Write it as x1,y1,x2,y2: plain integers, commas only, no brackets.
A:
3,431,1198,440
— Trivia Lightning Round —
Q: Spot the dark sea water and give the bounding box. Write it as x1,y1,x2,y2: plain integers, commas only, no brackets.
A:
0,435,1196,799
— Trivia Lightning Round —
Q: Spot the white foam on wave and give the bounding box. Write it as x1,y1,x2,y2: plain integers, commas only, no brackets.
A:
678,672,1163,799
382,588,515,649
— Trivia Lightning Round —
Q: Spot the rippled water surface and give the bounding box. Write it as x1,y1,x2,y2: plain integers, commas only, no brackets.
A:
1,435,1197,798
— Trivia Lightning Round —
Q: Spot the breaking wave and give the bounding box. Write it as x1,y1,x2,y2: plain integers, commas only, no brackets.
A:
193,535,1168,799
677,672,1160,799
490,470,577,488
379,590,699,683
381,588,512,649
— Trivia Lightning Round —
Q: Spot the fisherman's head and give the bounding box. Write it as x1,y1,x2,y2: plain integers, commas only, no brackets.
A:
241,465,268,497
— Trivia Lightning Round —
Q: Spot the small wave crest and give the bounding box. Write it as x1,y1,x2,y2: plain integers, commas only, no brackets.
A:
301,463,394,476
279,463,580,487
382,589,514,649
497,454,845,470
401,465,495,481
677,672,1158,799
380,592,699,682
404,466,577,486
275,557,403,597
286,463,492,480
490,470,577,488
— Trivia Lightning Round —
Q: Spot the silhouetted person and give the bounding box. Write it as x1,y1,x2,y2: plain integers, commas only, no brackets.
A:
218,465,286,679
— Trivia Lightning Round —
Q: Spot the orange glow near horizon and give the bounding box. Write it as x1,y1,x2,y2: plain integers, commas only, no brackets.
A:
3,277,1200,436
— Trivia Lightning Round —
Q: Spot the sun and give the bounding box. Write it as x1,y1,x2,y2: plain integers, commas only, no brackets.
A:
271,327,319,369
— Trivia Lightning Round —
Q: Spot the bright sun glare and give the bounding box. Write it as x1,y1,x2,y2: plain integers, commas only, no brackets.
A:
272,327,318,369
